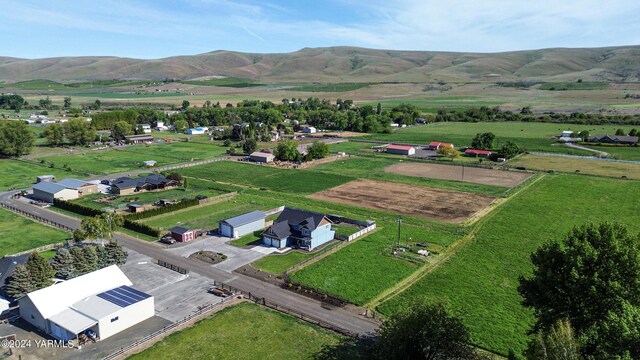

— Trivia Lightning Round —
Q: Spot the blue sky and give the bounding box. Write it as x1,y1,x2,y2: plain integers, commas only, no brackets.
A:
2,0,640,59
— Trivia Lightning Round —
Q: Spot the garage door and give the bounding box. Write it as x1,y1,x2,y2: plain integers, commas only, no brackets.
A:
220,224,232,237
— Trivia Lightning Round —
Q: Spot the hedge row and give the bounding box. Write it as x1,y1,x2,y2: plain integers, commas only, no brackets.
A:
123,198,200,220
53,199,161,238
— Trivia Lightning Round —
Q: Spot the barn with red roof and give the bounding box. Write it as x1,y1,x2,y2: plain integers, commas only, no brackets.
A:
386,144,416,156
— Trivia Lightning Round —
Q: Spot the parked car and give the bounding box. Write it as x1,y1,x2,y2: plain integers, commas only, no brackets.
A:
195,195,208,200
159,236,176,245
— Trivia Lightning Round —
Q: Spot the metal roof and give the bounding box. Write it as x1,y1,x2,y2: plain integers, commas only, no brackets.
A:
221,210,265,228
171,226,192,235
387,144,414,151
57,178,91,189
32,181,70,194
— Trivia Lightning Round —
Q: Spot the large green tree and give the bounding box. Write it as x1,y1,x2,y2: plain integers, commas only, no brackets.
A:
471,132,496,149
307,141,329,160
274,139,300,161
6,265,34,298
105,241,128,265
112,120,133,141
79,213,123,240
525,319,582,360
70,246,90,276
43,123,65,146
25,252,55,289
374,301,478,360
0,120,34,157
63,118,96,145
500,141,520,159
518,223,640,359
242,138,257,154
50,248,76,279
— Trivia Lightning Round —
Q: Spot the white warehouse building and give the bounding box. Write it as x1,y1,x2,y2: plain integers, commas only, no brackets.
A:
18,265,154,342
219,210,266,238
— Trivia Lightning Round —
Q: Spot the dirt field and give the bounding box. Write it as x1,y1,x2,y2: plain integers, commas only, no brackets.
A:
384,162,531,187
309,179,495,223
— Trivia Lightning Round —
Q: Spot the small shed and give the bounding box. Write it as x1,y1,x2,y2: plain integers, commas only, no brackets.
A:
128,204,144,213
465,149,492,158
142,160,157,167
386,145,415,156
249,152,275,163
219,210,266,238
171,226,196,242
428,141,454,150
36,175,56,183
302,126,317,134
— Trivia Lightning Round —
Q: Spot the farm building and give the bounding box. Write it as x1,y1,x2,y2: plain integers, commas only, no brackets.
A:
428,141,454,150
219,210,266,238
249,152,275,163
32,182,78,203
586,134,639,145
128,203,144,213
18,265,154,342
561,131,574,138
125,134,154,144
301,126,317,134
262,207,335,250
142,160,157,167
137,124,152,133
185,127,208,135
386,144,415,156
171,226,196,242
57,178,98,197
465,149,492,158
110,174,178,195
36,175,56,183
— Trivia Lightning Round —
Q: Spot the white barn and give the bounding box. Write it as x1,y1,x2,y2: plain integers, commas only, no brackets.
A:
32,182,78,203
18,265,154,342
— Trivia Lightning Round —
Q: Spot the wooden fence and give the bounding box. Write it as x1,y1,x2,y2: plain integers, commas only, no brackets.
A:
0,203,74,232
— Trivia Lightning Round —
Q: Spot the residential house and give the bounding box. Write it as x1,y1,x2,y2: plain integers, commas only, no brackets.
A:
18,265,154,342
0,254,29,290
219,210,266,238
137,124,152,134
110,174,177,195
56,178,98,197
586,134,639,145
185,127,208,135
261,207,335,250
142,160,157,167
386,145,415,156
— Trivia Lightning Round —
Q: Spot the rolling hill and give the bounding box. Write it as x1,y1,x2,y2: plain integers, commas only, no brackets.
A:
1,45,639,83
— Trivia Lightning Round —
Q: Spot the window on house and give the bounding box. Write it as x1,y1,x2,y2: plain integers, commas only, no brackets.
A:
111,316,119,322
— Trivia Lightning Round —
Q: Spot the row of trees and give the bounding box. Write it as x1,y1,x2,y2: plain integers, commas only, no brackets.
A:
470,132,521,159
272,140,329,162
6,242,127,299
42,118,97,146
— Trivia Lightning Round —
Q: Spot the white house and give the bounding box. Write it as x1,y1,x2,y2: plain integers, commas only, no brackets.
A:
137,124,152,134
185,127,208,135
32,182,78,203
18,265,154,342
302,126,317,134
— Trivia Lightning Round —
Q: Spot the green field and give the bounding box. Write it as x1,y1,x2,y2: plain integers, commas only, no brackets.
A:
72,188,224,211
283,83,375,92
377,175,640,355
179,77,264,88
0,208,69,256
116,142,228,162
252,251,316,274
0,159,77,190
128,302,354,360
539,82,609,90
582,144,640,161
363,122,639,154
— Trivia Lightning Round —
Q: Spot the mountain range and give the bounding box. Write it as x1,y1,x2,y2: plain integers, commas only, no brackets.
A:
1,46,639,83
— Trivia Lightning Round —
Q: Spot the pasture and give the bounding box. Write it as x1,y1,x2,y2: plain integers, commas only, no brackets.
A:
0,208,69,257
309,179,495,223
363,122,639,154
510,154,640,179
0,159,76,190
377,175,640,355
41,148,180,175
128,302,351,360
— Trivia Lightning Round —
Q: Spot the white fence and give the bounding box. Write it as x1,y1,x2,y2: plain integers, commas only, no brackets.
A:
347,223,377,241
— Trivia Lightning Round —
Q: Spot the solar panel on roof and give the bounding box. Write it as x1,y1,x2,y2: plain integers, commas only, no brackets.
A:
97,285,151,308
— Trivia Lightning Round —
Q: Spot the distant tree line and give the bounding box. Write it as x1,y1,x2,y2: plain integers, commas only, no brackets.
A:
435,106,640,125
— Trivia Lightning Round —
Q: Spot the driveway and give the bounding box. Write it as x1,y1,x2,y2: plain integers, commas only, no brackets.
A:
166,235,283,272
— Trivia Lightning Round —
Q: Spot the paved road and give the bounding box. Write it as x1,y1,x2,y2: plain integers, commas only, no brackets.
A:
0,191,380,336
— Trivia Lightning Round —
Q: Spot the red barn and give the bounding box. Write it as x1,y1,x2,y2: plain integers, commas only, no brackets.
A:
171,226,196,242
465,149,492,158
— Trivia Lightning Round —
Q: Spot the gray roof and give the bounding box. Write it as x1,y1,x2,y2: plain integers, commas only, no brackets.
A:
587,134,639,143
0,254,29,288
57,178,91,189
275,207,327,232
33,181,69,194
262,221,292,239
221,210,265,228
171,226,192,235
250,152,274,159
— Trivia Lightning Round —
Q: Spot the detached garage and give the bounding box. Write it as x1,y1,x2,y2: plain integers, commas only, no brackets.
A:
219,210,266,238
32,182,78,203
19,265,154,342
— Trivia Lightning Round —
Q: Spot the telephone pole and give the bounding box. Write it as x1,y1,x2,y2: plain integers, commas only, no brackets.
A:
396,215,402,247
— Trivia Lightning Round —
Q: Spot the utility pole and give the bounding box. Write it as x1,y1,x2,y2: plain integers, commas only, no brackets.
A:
396,215,402,247
462,164,465,181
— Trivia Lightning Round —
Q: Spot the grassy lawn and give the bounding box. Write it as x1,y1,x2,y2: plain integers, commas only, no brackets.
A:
229,230,263,247
0,208,69,256
377,175,640,355
73,188,224,211
41,148,180,175
180,161,354,194
332,224,360,238
128,302,354,360
252,251,316,274
140,194,281,231
582,144,640,161
362,122,639,154
0,159,77,190
290,222,460,305
510,154,640,179
116,141,228,162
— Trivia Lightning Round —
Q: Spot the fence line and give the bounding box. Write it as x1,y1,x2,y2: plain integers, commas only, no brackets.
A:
0,203,74,232
263,206,285,216
153,156,230,172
